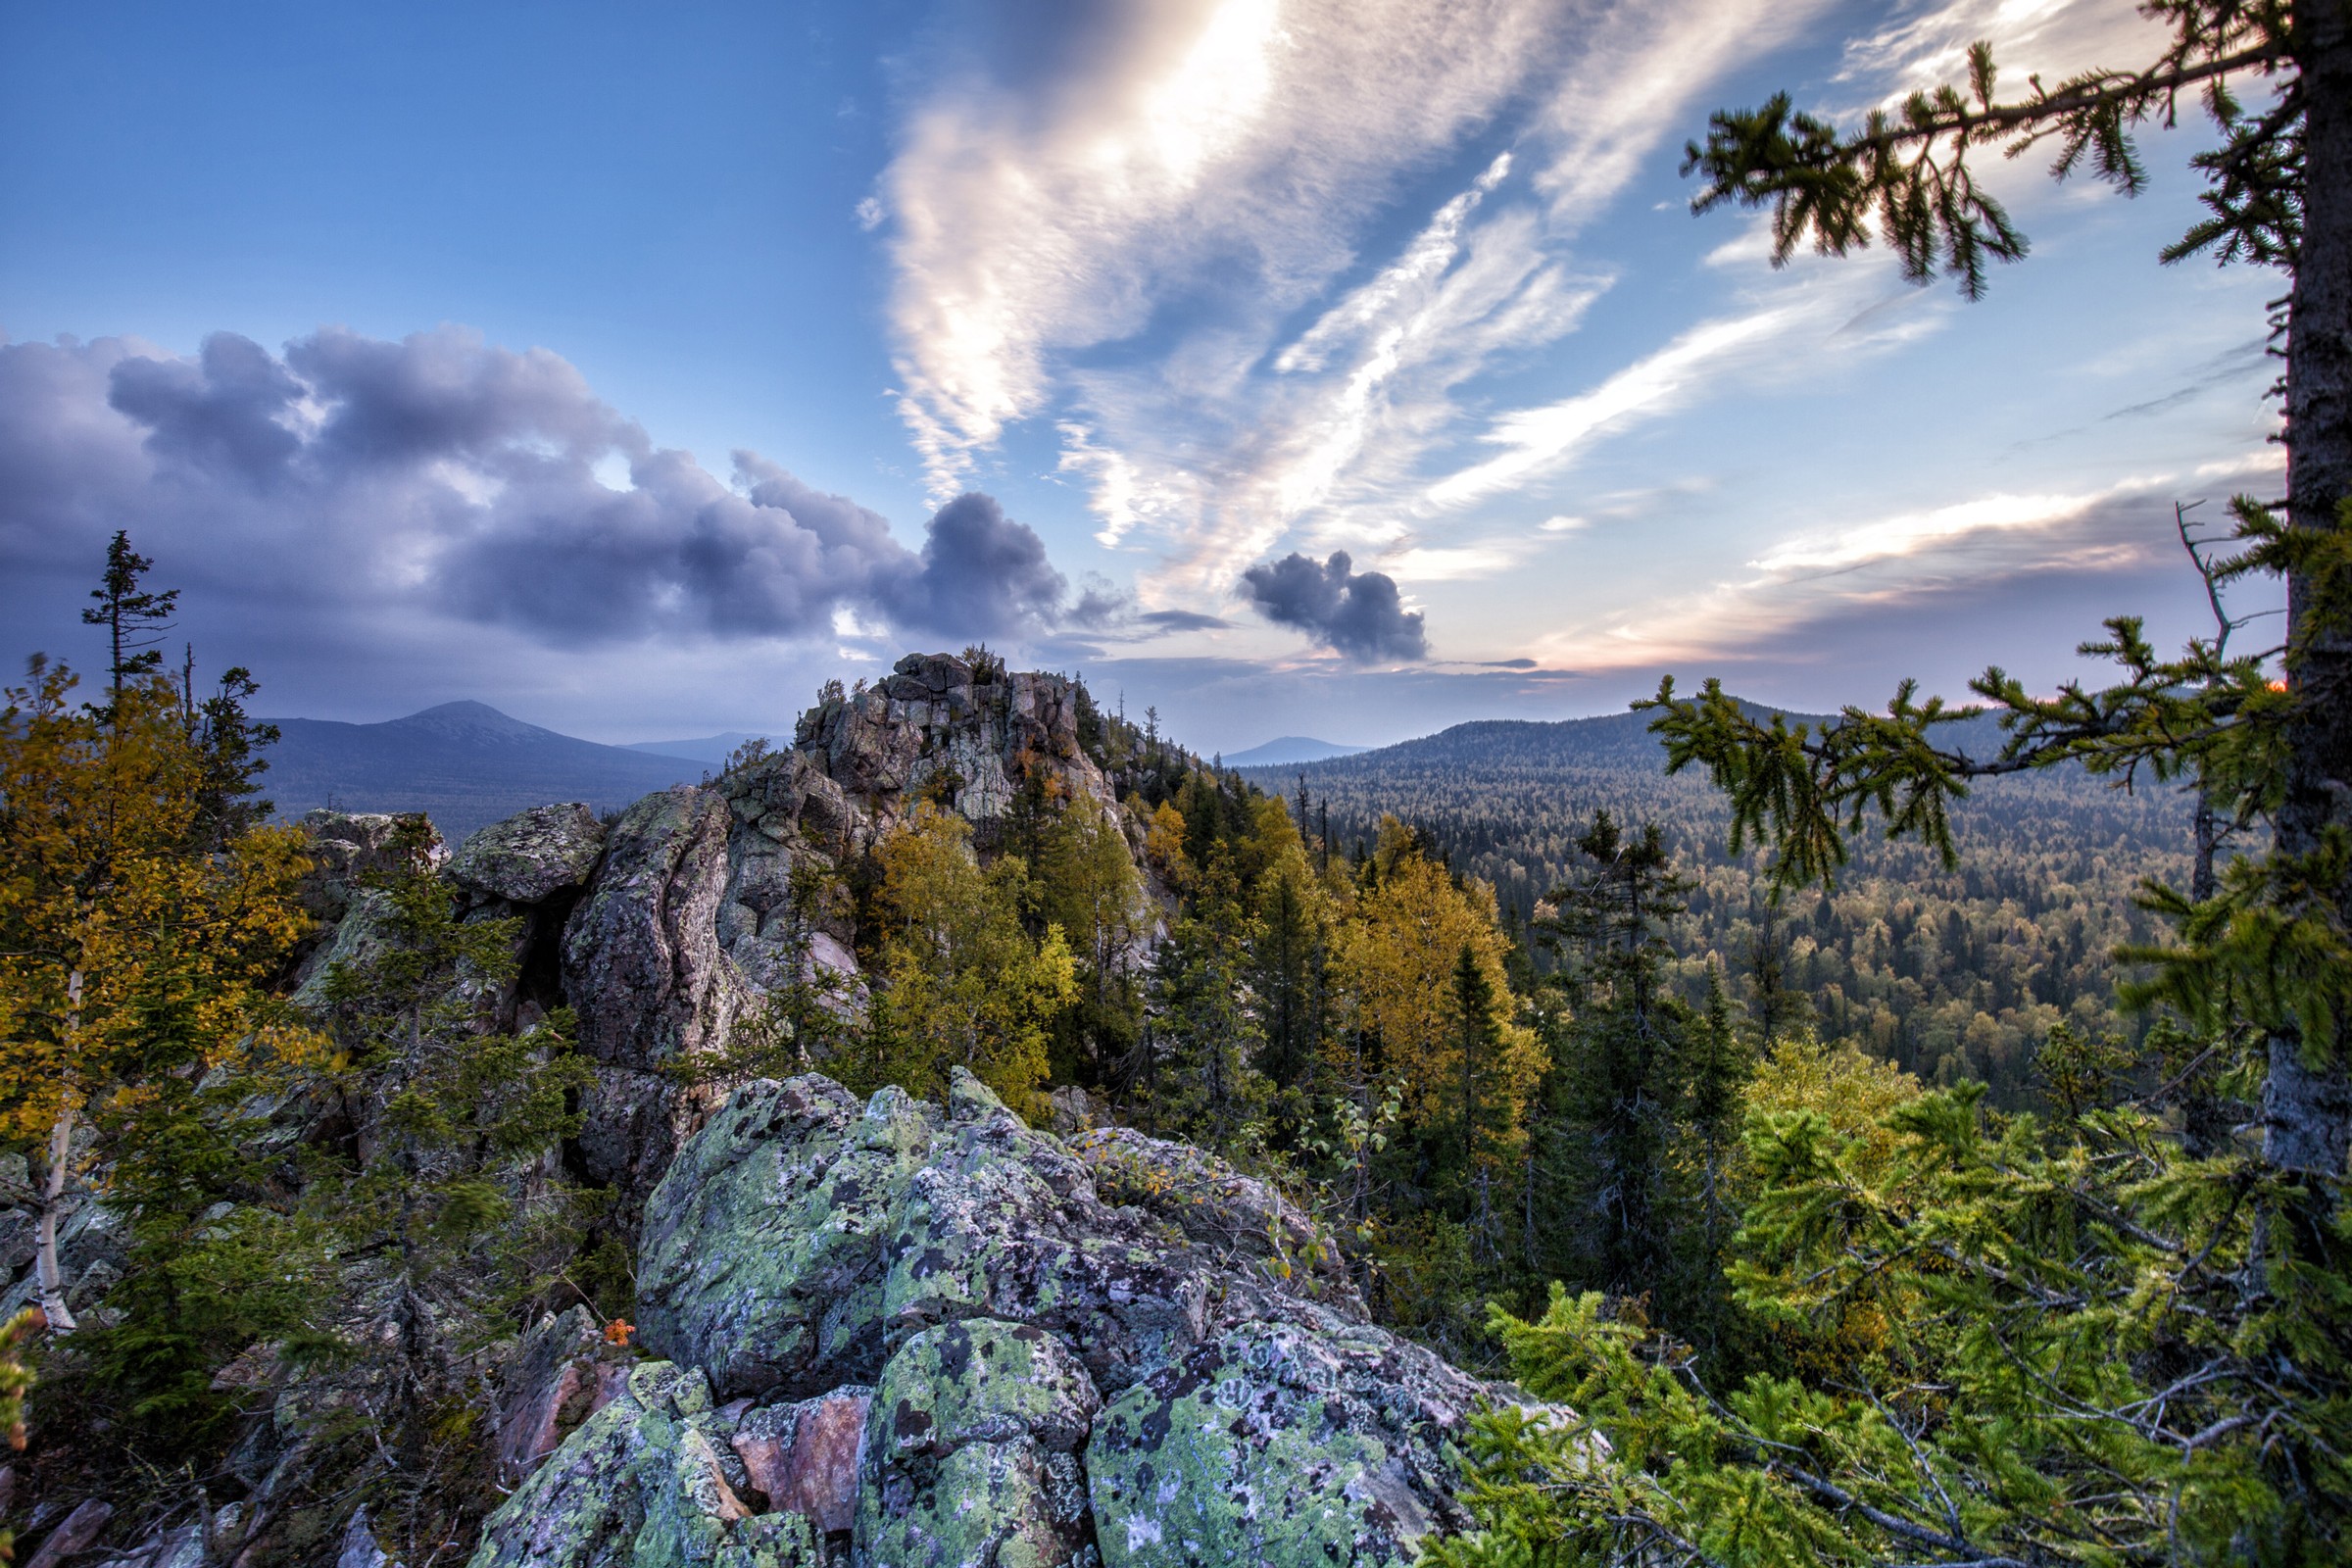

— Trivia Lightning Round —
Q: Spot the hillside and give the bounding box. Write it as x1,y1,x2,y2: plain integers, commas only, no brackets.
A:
1222,735,1369,766
259,701,698,839
1243,705,2193,1102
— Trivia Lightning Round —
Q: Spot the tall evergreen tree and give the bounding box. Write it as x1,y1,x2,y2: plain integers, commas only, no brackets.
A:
79,531,179,715
1681,0,2352,1217
1536,811,1695,1304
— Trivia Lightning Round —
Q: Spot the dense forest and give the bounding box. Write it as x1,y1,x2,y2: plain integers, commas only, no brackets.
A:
1243,710,2195,1104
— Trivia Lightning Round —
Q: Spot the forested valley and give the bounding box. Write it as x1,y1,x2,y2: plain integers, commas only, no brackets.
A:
1246,709,2193,1105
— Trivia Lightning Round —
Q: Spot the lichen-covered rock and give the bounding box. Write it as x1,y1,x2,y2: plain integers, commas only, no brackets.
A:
469,1361,820,1568
448,802,608,906
855,1319,1102,1568
1070,1127,1361,1313
608,1067,1499,1567
858,1436,1093,1568
871,1319,1099,1459
637,1079,935,1399
1085,1317,1487,1567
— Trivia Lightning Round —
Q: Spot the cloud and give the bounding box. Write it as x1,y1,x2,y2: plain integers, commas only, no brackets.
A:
875,0,1841,617
1140,608,1233,632
1241,550,1427,662
0,326,1077,662
1425,301,1804,509
882,0,1573,499
882,491,1068,640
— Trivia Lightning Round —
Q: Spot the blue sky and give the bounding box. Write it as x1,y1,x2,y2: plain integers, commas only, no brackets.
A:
0,0,2285,753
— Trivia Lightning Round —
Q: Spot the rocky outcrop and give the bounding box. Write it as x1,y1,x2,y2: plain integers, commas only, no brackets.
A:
793,654,1115,834
495,1305,635,1485
478,1069,1505,1568
562,788,749,1196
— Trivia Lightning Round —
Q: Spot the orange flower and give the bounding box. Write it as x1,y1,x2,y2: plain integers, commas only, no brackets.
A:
604,1318,635,1348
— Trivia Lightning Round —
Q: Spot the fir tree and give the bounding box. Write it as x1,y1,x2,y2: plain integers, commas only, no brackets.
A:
79,531,178,715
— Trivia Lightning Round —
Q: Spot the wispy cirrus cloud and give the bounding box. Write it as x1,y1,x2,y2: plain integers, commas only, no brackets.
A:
877,0,1836,622
882,0,1571,499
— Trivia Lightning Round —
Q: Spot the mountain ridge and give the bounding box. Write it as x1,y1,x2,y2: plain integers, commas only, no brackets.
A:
259,702,699,840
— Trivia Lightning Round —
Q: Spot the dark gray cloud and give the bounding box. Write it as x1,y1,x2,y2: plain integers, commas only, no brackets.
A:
1061,573,1231,636
1240,550,1426,662
883,491,1067,640
0,326,1072,656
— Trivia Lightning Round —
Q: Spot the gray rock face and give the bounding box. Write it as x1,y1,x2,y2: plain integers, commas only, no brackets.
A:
483,1069,1500,1568
562,787,748,1196
791,656,1115,833
448,803,608,906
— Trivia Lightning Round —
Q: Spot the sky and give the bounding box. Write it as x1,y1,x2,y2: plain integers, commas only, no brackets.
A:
0,0,2288,754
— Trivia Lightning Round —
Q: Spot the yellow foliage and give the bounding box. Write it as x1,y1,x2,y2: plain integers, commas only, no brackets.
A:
868,805,1077,1115
0,663,322,1141
1333,819,1544,1161
1143,800,1187,882
1738,1032,1922,1197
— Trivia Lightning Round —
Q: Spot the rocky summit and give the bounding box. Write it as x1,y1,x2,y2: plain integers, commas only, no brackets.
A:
7,655,1539,1568
473,1069,1497,1568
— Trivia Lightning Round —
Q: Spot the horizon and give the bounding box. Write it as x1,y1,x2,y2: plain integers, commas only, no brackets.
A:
2,0,2285,756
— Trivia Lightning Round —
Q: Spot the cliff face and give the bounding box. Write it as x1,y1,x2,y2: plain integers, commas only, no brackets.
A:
555,653,1125,1203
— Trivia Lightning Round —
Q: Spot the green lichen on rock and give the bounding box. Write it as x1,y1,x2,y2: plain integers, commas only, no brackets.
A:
514,1069,1497,1568
469,1361,819,1568
447,801,607,906
857,1437,1093,1568
637,1077,936,1397
872,1318,1100,1457
1087,1325,1452,1568
855,1318,1102,1568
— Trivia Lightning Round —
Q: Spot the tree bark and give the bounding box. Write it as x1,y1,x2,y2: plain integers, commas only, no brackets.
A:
33,1101,76,1337
32,969,85,1336
2267,0,2352,1180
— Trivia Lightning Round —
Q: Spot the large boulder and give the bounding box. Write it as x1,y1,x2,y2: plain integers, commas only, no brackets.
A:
491,1069,1504,1568
448,802,608,906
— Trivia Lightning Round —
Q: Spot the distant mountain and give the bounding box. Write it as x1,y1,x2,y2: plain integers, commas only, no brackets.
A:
1222,736,1370,767
259,701,699,843
1238,703,2023,781
625,732,775,766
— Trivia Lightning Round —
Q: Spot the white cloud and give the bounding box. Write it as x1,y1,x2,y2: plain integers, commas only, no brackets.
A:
1426,304,1805,510
881,0,1566,498
1748,489,2112,574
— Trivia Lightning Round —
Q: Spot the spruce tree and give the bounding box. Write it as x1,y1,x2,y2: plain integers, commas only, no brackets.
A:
79,531,179,716
1536,811,1695,1304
